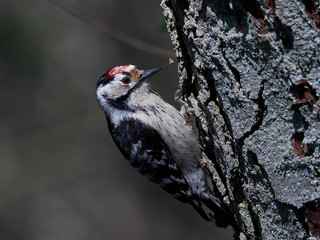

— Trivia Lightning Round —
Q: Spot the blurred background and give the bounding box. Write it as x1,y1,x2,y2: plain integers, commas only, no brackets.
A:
0,0,233,239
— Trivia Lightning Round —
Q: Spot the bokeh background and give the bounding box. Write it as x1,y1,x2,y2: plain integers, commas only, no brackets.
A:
0,0,233,239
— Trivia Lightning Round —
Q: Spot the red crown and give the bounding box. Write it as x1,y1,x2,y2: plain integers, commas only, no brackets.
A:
105,65,132,78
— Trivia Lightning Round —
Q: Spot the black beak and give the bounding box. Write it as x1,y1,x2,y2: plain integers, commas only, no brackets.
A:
139,67,162,81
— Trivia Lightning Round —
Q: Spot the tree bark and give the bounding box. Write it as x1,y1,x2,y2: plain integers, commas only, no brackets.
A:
161,0,320,239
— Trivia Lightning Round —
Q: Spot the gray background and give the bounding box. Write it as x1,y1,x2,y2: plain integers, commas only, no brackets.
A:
0,0,233,239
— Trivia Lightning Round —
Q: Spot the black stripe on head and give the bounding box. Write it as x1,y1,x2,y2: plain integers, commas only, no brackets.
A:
107,94,134,112
97,74,112,88
107,90,151,113
107,81,150,112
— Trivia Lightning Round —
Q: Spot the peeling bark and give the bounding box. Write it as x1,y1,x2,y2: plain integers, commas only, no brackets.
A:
161,0,320,239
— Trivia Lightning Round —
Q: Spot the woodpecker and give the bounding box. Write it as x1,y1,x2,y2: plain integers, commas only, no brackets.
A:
96,64,230,226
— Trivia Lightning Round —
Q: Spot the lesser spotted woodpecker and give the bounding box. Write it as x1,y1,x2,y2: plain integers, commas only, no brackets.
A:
96,64,229,226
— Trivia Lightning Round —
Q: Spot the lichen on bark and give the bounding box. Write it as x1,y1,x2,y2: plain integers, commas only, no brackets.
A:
161,0,320,239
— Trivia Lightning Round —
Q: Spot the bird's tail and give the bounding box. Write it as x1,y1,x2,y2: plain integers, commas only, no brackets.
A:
201,196,232,227
190,200,213,222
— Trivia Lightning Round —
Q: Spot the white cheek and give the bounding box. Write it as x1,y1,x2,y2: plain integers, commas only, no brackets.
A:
96,84,111,99
96,85,109,110
97,81,132,100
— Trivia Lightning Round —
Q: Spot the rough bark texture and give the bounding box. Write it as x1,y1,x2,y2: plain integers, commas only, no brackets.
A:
161,0,320,239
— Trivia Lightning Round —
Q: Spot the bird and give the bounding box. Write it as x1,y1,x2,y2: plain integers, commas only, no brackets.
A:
96,64,231,227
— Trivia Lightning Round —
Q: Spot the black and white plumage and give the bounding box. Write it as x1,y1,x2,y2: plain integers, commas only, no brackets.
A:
96,64,229,226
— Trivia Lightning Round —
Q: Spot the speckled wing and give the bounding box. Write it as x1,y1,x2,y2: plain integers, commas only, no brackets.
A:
107,117,191,200
105,116,216,221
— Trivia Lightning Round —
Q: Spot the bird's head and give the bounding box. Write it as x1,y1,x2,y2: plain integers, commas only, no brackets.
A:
96,64,161,101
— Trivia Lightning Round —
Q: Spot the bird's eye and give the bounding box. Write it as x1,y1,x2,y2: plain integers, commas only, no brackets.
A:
122,78,131,84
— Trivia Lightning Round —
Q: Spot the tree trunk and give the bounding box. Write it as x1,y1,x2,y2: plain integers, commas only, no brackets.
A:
161,0,320,239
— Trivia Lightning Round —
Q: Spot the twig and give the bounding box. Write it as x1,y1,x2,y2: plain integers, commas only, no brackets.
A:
49,0,175,58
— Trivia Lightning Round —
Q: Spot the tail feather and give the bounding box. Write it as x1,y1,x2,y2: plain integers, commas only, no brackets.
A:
190,198,232,228
201,197,231,228
190,200,212,222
